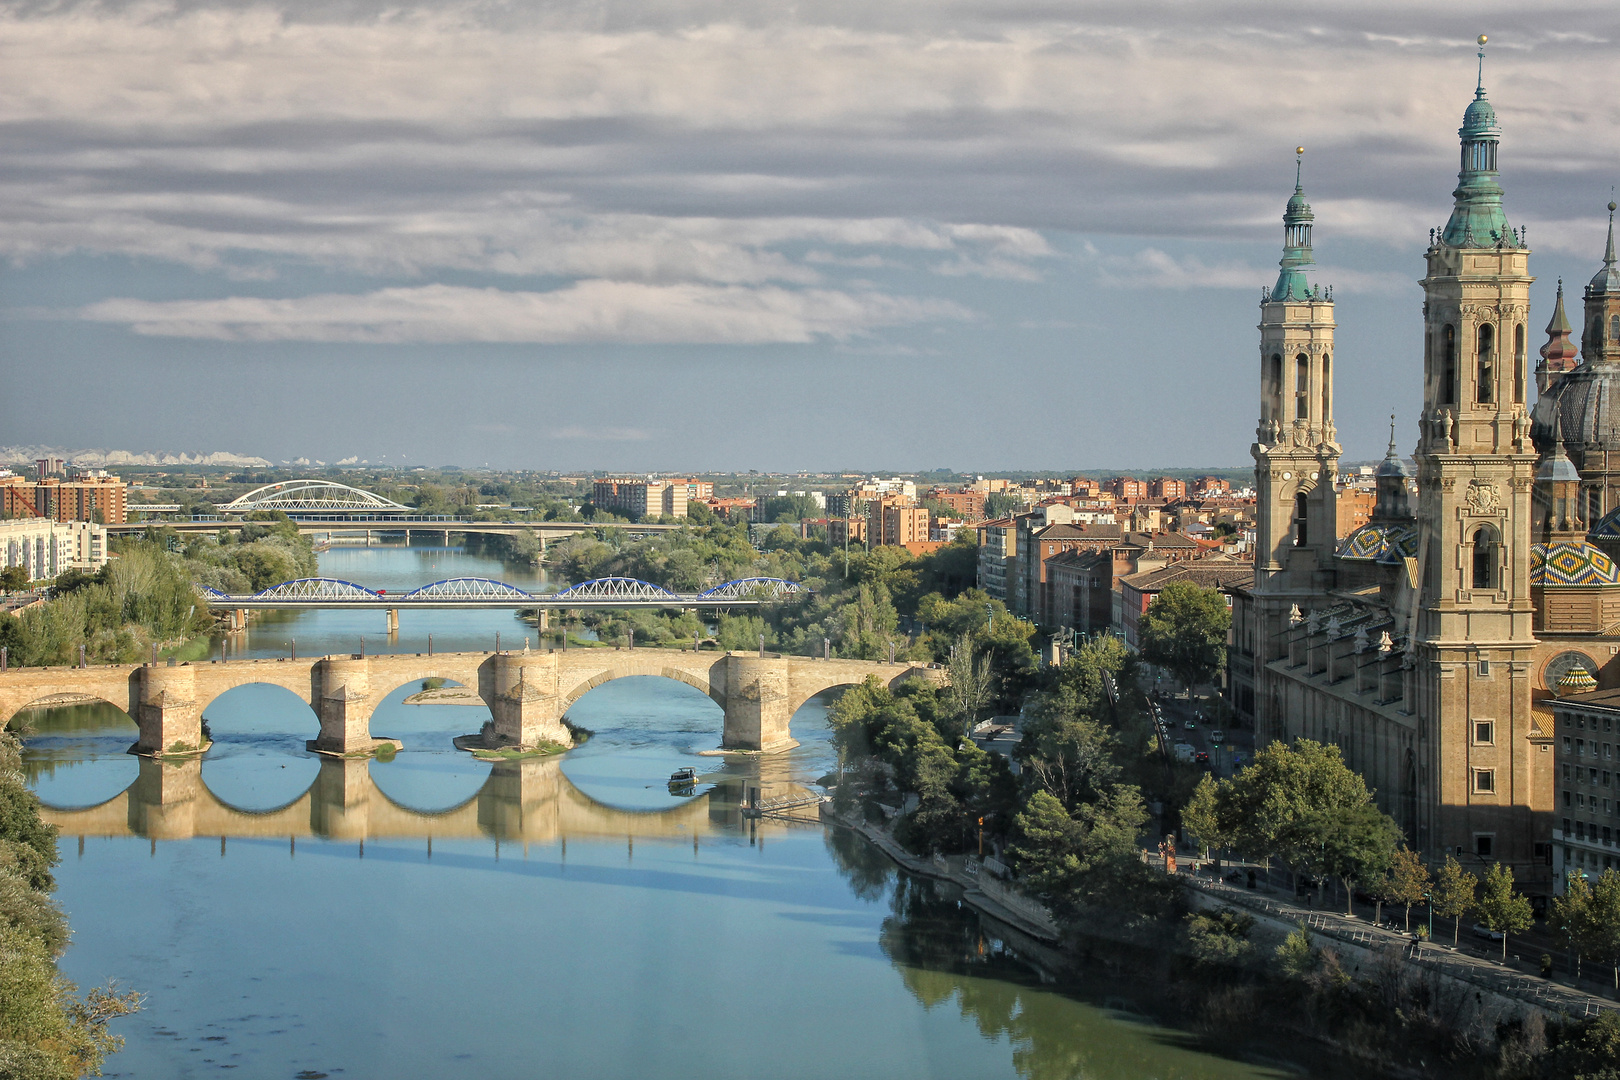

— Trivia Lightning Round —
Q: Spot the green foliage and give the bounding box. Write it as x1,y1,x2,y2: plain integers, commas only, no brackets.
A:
0,732,140,1076
1137,581,1230,692
984,492,1023,519
1430,855,1479,947
1182,775,1223,856
1382,847,1430,930
1545,1011,1620,1080
1275,923,1316,978
0,567,29,593
829,678,1017,855
1010,785,1151,916
1185,907,1255,967
1473,861,1534,960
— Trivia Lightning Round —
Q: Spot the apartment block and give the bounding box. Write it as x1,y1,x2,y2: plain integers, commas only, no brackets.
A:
0,518,108,580
592,479,689,519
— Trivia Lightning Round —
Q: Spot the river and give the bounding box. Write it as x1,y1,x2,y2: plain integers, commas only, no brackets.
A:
19,543,1297,1079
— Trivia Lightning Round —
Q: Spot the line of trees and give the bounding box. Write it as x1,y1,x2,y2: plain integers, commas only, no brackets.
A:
0,729,140,1076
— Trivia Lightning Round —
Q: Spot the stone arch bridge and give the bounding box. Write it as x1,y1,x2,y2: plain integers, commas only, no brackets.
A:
0,650,941,756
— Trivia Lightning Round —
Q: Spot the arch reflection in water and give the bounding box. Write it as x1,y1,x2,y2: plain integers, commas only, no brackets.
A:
37,753,819,845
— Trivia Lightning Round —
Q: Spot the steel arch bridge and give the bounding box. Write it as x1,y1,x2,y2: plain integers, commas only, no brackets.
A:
202,576,809,610
551,577,679,601
696,577,803,601
401,577,536,601
220,480,412,515
249,577,382,601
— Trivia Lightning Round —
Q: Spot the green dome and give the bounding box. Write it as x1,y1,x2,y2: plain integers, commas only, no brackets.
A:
1461,91,1499,137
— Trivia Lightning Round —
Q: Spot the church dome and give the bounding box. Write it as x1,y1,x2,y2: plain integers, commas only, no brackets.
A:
1589,506,1620,540
1531,368,1620,455
1531,541,1620,587
1461,93,1498,137
1339,522,1417,562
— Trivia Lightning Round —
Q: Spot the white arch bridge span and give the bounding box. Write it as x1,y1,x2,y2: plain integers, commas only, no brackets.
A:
0,651,941,756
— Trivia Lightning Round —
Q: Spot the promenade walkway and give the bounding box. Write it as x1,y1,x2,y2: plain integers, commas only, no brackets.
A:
1174,861,1614,1019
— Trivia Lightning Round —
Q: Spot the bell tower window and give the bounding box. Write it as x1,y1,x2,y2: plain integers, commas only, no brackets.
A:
1294,493,1308,547
1476,323,1495,404
1611,314,1619,341
1442,325,1458,405
1471,526,1498,591
1268,353,1282,421
1295,354,1309,420
1321,355,1331,421
1514,324,1525,403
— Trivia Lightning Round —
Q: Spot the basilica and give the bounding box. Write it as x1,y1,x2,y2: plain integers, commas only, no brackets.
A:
1226,49,1620,900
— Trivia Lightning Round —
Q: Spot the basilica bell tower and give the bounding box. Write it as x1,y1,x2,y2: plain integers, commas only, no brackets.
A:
1411,38,1539,870
1253,150,1341,595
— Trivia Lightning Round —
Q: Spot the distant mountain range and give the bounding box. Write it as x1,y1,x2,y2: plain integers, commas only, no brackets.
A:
0,446,273,468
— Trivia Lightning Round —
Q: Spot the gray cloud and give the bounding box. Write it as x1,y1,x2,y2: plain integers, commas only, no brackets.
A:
79,280,973,343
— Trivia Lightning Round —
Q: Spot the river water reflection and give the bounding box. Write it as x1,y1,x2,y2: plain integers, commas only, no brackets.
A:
19,546,1292,1079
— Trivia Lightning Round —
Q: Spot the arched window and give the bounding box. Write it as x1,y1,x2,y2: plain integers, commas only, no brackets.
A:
1595,316,1606,349
1476,323,1495,404
1294,493,1309,547
1612,314,1619,342
1295,354,1309,420
1514,324,1526,404
1321,354,1331,422
1591,488,1604,525
1441,325,1458,405
1268,353,1282,421
1471,526,1496,591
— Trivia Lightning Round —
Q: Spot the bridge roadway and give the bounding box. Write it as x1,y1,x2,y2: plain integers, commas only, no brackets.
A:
107,519,683,543
37,753,808,846
0,649,942,756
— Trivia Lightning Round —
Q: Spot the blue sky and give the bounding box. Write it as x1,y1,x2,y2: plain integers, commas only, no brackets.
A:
2,1,1617,472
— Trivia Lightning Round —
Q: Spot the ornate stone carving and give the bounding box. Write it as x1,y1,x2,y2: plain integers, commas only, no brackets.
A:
1465,480,1499,514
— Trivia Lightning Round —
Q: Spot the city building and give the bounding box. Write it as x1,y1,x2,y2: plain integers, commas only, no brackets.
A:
1118,555,1252,652
925,487,987,520
592,479,689,519
0,518,108,580
1,473,127,524
1148,477,1187,500
975,517,1018,602
1224,67,1620,896
869,499,929,547
828,516,868,548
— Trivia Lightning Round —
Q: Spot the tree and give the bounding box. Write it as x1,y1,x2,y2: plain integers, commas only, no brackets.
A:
1182,775,1224,860
1383,847,1431,932
1306,802,1401,916
1473,861,1534,962
1430,855,1478,947
1584,869,1620,990
1211,739,1378,889
1137,581,1230,695
0,566,26,593
944,634,993,738
1552,871,1595,980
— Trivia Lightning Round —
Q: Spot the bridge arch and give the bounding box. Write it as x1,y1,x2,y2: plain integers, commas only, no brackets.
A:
221,480,411,515
559,664,724,713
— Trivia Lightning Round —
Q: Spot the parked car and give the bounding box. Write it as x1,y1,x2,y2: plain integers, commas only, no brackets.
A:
1471,922,1505,941
1210,729,1225,744
1184,719,1197,730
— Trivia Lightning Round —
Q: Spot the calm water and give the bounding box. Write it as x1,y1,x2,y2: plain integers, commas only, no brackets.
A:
19,546,1293,1080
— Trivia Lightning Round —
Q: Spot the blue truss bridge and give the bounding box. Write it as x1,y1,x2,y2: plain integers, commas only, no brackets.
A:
198,576,808,610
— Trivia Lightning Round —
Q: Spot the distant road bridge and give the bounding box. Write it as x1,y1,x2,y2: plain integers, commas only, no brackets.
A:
0,649,941,756
114,478,683,543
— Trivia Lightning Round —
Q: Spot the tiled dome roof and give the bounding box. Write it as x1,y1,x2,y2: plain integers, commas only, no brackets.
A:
1531,541,1620,587
1339,523,1417,562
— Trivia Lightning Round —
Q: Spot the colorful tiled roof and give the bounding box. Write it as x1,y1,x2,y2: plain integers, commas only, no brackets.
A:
1338,523,1417,562
1531,542,1620,587
1590,507,1620,539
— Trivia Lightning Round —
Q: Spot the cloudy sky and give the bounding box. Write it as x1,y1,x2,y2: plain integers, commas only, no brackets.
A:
2,0,1618,472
